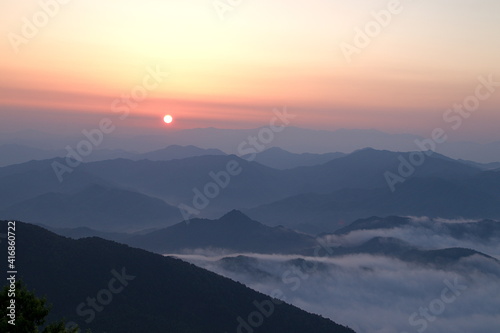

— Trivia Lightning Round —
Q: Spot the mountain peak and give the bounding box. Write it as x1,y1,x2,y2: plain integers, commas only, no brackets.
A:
12,220,354,333
351,147,390,155
219,209,253,223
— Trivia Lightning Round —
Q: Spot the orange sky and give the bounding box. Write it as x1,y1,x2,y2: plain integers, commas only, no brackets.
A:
1,0,499,141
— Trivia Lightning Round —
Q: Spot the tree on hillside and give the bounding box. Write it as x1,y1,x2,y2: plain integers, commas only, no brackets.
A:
0,280,87,333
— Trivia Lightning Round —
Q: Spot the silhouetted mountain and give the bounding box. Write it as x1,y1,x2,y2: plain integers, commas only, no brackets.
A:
1,220,354,333
82,148,138,161
3,127,500,162
333,216,411,235
282,148,481,194
0,143,226,167
219,255,275,279
82,148,482,217
0,144,62,166
126,210,316,254
318,236,497,267
1,148,493,233
0,155,291,230
0,143,143,166
0,184,180,231
247,173,500,233
458,159,500,171
97,127,425,156
252,147,345,169
41,224,132,242
0,158,115,210
333,216,500,241
402,247,498,266
136,145,226,161
81,155,294,215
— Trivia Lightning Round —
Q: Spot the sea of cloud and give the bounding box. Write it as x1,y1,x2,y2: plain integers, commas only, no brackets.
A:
173,252,499,333
168,217,500,333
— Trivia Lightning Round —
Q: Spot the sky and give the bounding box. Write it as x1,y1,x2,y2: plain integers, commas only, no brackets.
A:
1,0,499,141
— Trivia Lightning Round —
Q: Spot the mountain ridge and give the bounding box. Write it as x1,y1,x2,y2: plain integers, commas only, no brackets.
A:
125,210,317,254
1,220,355,333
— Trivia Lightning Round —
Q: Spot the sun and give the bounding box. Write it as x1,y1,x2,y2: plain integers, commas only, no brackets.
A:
163,115,173,124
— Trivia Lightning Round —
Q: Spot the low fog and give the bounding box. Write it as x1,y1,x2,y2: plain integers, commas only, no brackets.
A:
169,217,500,333
173,253,499,333
326,217,500,260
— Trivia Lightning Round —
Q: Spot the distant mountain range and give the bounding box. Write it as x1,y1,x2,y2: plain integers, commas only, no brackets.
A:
246,173,500,233
2,147,500,233
1,220,354,333
0,143,225,167
0,143,359,170
251,147,346,169
2,127,500,163
1,184,180,231
246,150,500,233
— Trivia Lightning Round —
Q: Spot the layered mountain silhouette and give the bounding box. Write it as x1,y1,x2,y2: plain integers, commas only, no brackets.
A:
0,158,114,210
4,127,500,162
125,210,316,254
279,148,480,194
216,240,497,275
1,220,354,333
79,155,293,212
0,184,180,231
333,215,500,241
247,155,500,232
314,236,497,267
252,147,345,169
0,144,226,167
45,212,500,271
42,224,132,242
2,148,500,233
135,144,225,161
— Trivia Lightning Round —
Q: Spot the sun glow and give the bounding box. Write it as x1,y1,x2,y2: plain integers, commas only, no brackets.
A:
163,115,173,124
